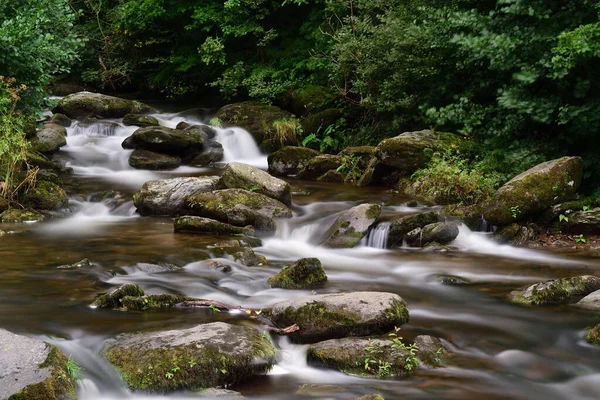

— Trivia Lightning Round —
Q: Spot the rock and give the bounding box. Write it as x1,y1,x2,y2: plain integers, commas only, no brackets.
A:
184,189,292,233
197,388,245,398
27,151,72,174
433,275,471,285
30,125,67,153
220,247,267,266
186,125,218,139
220,162,292,206
122,113,159,127
300,108,342,135
0,208,45,223
22,181,69,210
128,149,181,170
414,335,450,368
267,146,321,177
586,324,600,345
103,322,276,392
269,291,409,343
422,241,454,252
297,155,343,180
49,113,72,127
296,384,347,396
351,395,385,400
56,258,92,269
483,157,583,225
375,130,464,174
576,289,600,310
91,283,146,309
318,203,381,248
494,223,521,244
36,169,63,186
405,222,459,247
189,142,224,167
125,126,204,161
174,216,255,236
133,176,220,216
268,258,327,289
317,170,344,183
214,101,292,144
356,157,378,187
119,294,191,311
307,337,411,377
388,212,440,247
54,91,155,119
0,328,77,399
507,276,600,305
563,210,600,234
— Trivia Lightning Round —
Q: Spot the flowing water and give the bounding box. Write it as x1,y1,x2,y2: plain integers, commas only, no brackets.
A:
2,106,600,399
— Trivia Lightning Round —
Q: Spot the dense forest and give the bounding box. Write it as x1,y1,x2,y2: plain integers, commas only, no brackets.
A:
3,0,600,196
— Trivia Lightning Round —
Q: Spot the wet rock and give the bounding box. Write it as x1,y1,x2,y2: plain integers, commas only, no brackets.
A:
356,157,378,187
214,101,292,144
22,181,69,210
184,189,292,234
414,335,450,368
186,125,218,139
0,328,77,399
220,162,292,206
433,275,471,285
91,283,146,309
507,276,600,305
128,149,181,170
268,258,327,289
26,151,72,174
221,247,267,266
30,125,67,154
483,157,583,225
56,258,92,269
317,170,345,183
422,242,455,252
49,113,72,127
0,208,45,223
387,211,440,247
120,294,190,311
270,292,409,343
197,388,245,398
494,223,521,244
562,210,600,235
122,113,159,127
576,289,600,310
204,260,233,274
189,142,224,166
133,176,220,216
103,322,276,392
586,324,600,345
297,155,343,180
54,91,155,119
174,216,255,236
318,203,381,248
307,337,411,377
267,146,321,177
405,222,459,247
125,126,204,161
300,108,341,135
36,169,63,186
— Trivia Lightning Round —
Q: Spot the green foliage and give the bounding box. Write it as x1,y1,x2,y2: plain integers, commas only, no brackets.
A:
336,155,366,183
209,304,221,313
271,118,302,147
559,214,569,223
510,206,521,220
65,355,83,380
389,327,419,372
575,234,587,244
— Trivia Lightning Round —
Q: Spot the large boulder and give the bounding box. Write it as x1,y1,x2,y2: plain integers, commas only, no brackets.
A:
269,292,409,343
214,101,292,144
133,176,220,216
22,181,69,210
30,125,67,154
174,216,255,236
267,146,321,177
103,322,276,392
122,113,159,127
387,211,440,247
268,258,327,289
483,157,583,225
0,328,77,399
220,162,292,206
576,289,600,310
404,222,459,247
183,189,292,233
124,126,204,161
318,203,381,248
296,155,343,180
375,130,464,174
128,149,181,170
54,91,155,119
507,276,600,306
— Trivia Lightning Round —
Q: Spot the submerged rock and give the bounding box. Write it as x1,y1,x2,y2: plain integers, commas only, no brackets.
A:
576,289,600,310
30,125,67,154
318,203,381,248
484,157,583,225
122,113,159,127
220,162,292,206
103,322,276,392
297,155,343,180
54,91,155,119
174,216,255,236
269,292,409,343
0,328,77,399
268,258,327,289
405,222,459,247
387,211,440,247
22,181,69,210
267,146,321,176
56,258,92,269
133,176,220,216
507,276,600,305
128,149,181,170
0,208,45,223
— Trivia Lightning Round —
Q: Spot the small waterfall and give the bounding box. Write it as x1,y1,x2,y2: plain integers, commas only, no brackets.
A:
215,127,267,169
363,222,391,249
70,121,120,137
479,215,497,233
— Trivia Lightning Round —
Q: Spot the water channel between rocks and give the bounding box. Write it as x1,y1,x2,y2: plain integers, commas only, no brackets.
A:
2,106,600,400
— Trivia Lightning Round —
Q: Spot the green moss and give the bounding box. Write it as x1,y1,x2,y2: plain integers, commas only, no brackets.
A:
23,181,68,211
282,302,359,341
339,221,350,229
365,204,381,220
508,276,600,305
120,294,191,311
92,284,145,309
1,208,45,223
268,258,327,289
586,324,600,345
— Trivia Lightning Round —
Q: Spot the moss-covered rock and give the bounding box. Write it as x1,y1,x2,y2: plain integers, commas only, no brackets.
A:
23,181,68,211
30,125,67,154
277,85,335,116
184,189,292,234
269,292,409,343
36,169,64,186
414,335,451,368
120,294,191,311
125,127,204,161
220,247,267,266
297,155,343,180
103,322,276,393
0,328,77,399
317,170,345,183
318,203,381,248
174,216,255,236
483,157,583,225
123,113,159,127
49,113,72,127
26,152,71,174
220,162,292,206
54,91,155,119
268,258,327,289
214,101,292,144
188,145,224,167
300,108,342,135
128,149,181,170
133,176,220,216
387,211,441,247
267,146,321,177
507,276,600,306
0,208,45,223
561,210,600,235
586,324,600,345
576,289,600,310
433,275,471,285
404,222,459,247
91,283,146,309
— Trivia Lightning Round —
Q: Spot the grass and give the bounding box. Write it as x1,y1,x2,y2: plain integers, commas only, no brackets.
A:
271,118,301,148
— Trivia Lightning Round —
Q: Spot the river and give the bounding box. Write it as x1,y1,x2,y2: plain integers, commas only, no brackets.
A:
1,106,600,399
